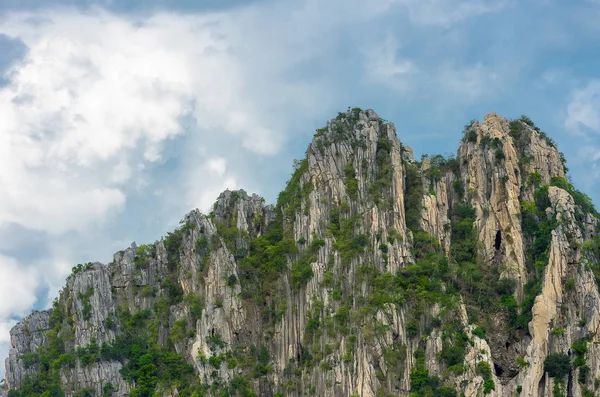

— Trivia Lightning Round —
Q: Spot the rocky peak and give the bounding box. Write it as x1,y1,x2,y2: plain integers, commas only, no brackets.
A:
282,108,417,272
460,112,566,189
453,113,570,299
4,109,600,397
212,189,270,237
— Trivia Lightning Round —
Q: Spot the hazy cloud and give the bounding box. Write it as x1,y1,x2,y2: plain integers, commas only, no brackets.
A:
565,80,600,135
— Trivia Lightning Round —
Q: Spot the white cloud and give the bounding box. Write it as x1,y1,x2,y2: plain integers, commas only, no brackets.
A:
207,157,227,177
0,255,40,375
0,1,508,237
363,35,415,90
0,7,328,236
565,81,600,191
187,158,238,213
0,11,194,235
0,0,513,379
0,5,333,378
0,256,39,320
565,80,600,134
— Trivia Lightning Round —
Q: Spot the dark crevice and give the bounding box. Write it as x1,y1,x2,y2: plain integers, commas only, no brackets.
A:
493,362,504,377
495,230,502,251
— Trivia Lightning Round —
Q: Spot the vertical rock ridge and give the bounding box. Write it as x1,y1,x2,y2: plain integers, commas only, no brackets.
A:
3,110,600,397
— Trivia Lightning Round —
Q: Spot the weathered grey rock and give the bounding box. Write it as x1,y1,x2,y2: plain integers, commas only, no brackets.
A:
3,110,600,397
5,310,50,390
59,361,131,396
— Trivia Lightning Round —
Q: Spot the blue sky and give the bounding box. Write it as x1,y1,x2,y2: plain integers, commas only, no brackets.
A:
0,0,599,376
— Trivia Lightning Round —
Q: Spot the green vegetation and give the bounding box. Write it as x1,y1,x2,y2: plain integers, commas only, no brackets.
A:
239,232,297,295
102,382,114,396
12,109,600,397
104,308,200,396
471,326,485,339
515,184,563,333
169,319,188,344
134,244,154,269
163,225,188,305
449,204,506,314
409,350,457,397
528,172,542,189
494,148,505,162
314,127,327,137
477,361,495,394
368,136,394,208
195,235,209,255
572,338,590,384
466,129,478,143
405,163,424,231
422,154,460,180
67,262,94,280
313,108,365,154
344,163,359,199
328,209,368,267
509,115,562,176
548,176,597,216
509,115,556,149
544,353,571,378
277,158,312,220
516,357,529,367
8,297,74,396
583,236,600,290
77,288,94,321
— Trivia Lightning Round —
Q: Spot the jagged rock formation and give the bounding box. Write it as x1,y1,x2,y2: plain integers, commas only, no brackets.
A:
3,109,600,397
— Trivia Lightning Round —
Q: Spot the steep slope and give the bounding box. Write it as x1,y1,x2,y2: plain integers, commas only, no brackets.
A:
3,109,600,397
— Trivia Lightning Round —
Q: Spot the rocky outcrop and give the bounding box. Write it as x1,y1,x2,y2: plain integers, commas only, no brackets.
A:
457,113,528,298
3,109,600,397
4,311,51,389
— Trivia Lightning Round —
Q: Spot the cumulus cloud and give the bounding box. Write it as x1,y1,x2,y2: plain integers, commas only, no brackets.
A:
0,256,39,319
0,2,362,377
0,255,40,375
0,5,333,377
0,1,511,237
188,157,238,213
0,9,292,236
0,0,512,378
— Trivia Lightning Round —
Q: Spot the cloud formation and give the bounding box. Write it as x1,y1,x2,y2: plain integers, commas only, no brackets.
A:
2,0,599,380
566,80,600,135
0,9,284,236
0,1,401,374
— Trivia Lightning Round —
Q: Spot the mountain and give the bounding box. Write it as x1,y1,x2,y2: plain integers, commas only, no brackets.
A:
2,109,600,397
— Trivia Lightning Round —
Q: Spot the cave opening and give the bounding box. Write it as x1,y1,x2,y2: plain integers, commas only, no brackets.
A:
494,230,502,251
493,362,504,377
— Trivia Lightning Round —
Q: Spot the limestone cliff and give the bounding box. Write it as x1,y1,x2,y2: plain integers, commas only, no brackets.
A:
3,109,600,397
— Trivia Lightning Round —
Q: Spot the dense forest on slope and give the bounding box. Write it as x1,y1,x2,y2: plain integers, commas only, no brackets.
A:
3,109,600,397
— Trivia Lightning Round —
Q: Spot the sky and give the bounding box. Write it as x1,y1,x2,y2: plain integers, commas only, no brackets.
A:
0,0,599,377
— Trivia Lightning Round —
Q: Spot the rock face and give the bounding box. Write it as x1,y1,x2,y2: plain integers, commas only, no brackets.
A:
3,109,600,397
